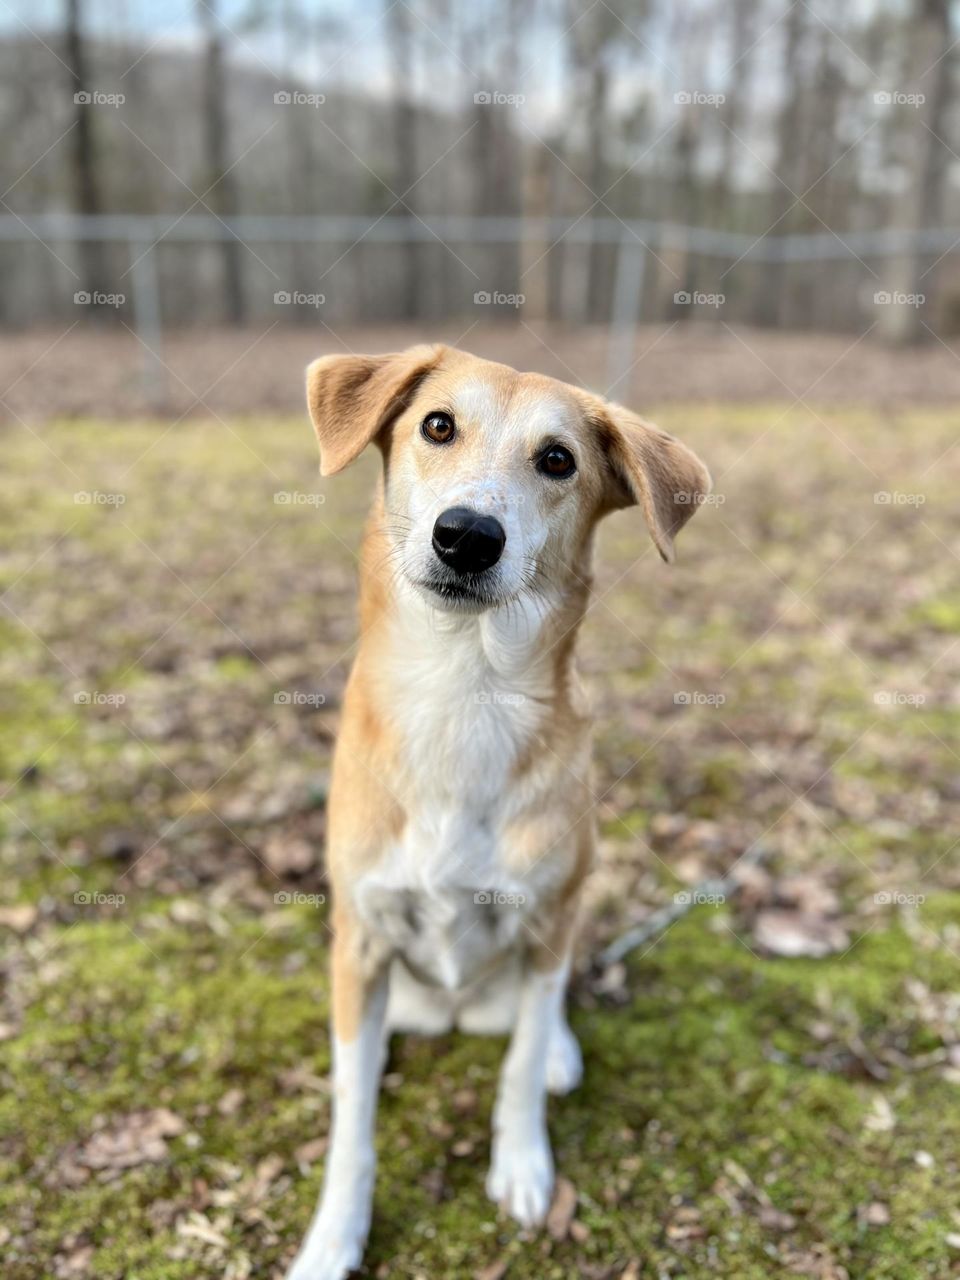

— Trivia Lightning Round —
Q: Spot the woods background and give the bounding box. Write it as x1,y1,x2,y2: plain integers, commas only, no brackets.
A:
2,0,958,346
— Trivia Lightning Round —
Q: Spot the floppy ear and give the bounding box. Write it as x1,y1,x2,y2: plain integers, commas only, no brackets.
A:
305,345,443,476
594,402,711,563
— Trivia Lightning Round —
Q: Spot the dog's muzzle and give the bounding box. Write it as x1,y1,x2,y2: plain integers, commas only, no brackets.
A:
432,506,506,575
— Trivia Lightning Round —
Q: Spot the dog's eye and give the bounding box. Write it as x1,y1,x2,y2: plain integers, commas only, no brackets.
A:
421,411,456,444
537,444,576,479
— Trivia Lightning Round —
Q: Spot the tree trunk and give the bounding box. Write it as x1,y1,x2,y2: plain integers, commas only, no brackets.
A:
65,0,106,302
198,0,245,325
754,0,806,328
386,0,420,320
877,0,953,344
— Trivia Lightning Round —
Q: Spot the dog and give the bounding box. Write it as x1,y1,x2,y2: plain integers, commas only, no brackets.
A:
285,345,710,1279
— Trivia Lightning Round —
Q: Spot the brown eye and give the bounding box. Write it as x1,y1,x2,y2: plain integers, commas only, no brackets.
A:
421,411,455,444
537,444,576,479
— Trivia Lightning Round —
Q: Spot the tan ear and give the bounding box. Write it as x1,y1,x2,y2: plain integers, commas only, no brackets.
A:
305,345,444,477
595,402,711,563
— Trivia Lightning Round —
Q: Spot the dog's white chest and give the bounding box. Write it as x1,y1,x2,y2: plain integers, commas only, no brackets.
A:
353,802,532,990
352,607,556,990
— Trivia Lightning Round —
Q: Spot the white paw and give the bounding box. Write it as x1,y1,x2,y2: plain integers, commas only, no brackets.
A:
486,1130,554,1228
546,1021,583,1096
285,1208,367,1280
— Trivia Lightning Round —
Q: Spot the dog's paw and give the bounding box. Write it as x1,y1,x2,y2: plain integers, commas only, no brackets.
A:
546,1021,583,1095
285,1235,363,1280
284,1210,367,1280
486,1131,554,1228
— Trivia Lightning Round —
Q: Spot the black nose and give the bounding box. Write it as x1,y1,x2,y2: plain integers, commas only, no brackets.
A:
432,506,506,574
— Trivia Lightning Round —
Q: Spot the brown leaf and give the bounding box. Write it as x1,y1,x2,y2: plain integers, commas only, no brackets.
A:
293,1137,328,1167
546,1175,578,1241
758,1204,797,1231
72,1108,186,1173
753,910,849,958
217,1088,245,1116
858,1201,890,1227
263,833,315,877
0,904,38,933
474,1261,508,1280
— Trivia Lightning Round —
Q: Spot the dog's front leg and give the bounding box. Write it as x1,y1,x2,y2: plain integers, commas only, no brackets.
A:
286,915,389,1280
486,944,569,1228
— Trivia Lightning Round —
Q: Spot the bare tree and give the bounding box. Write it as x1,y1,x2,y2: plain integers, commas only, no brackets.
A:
386,0,420,319
197,0,245,325
65,0,106,301
754,0,808,327
878,0,954,343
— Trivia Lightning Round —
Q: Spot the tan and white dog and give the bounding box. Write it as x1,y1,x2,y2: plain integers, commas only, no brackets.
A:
285,345,710,1280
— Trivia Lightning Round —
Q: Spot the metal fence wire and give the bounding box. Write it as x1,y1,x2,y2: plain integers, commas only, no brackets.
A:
3,213,958,402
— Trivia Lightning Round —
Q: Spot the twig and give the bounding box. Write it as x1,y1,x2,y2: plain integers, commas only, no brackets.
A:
597,842,773,970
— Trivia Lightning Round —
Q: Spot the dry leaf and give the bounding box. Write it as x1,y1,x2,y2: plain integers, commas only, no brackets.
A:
217,1088,244,1116
858,1201,890,1227
294,1137,328,1167
863,1096,895,1133
0,904,38,933
263,833,315,877
474,1261,508,1280
545,1176,578,1241
758,1204,797,1231
753,910,849,958
176,1212,230,1247
68,1108,186,1175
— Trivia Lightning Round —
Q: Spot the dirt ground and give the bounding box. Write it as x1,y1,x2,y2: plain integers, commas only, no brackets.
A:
2,321,960,423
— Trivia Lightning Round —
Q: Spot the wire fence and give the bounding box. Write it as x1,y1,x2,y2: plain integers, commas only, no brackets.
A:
4,213,958,403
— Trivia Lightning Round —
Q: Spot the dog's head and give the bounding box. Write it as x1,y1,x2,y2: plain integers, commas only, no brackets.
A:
306,344,711,613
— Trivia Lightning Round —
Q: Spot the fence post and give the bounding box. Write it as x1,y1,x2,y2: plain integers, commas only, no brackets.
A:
606,234,647,398
128,237,168,408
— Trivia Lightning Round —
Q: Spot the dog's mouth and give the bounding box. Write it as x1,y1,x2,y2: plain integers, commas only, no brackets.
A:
412,570,510,613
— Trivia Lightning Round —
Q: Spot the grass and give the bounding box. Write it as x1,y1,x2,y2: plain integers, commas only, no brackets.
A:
1,406,959,1279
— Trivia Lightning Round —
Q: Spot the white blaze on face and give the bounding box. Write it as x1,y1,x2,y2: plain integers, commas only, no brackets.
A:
389,376,584,604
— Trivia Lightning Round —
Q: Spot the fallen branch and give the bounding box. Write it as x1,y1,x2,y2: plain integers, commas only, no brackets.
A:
597,842,773,970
